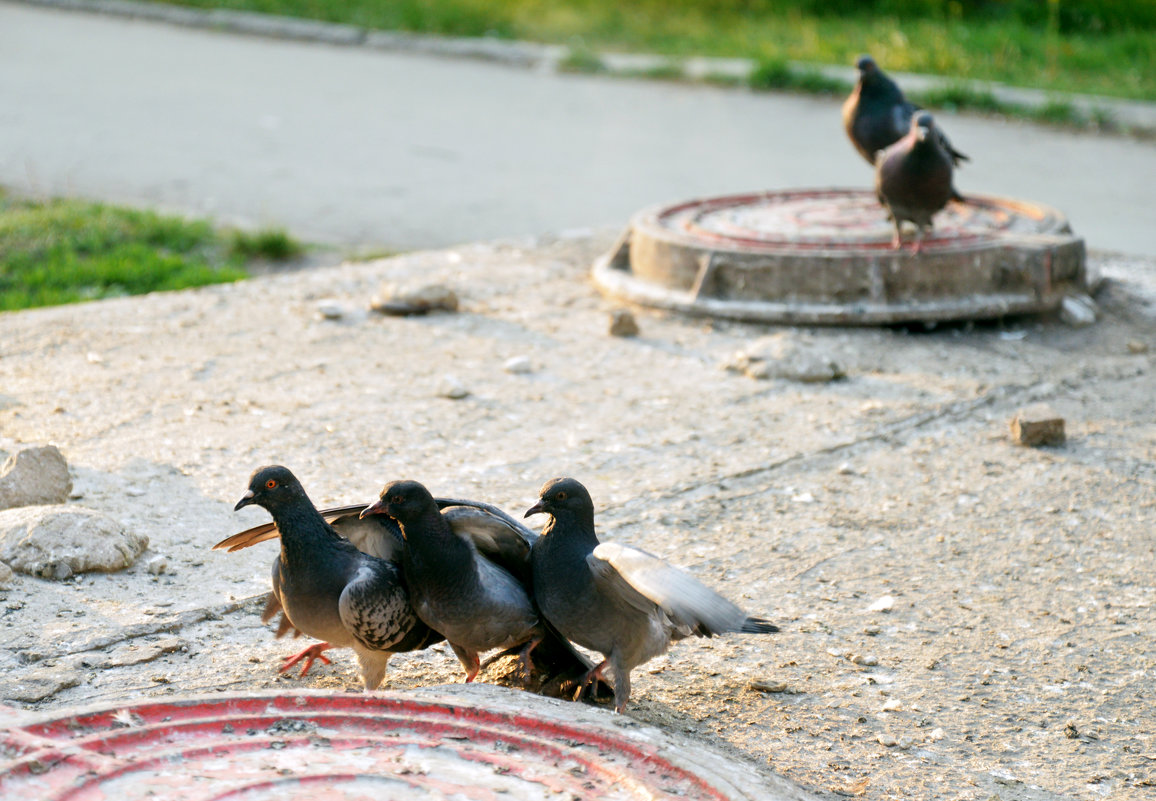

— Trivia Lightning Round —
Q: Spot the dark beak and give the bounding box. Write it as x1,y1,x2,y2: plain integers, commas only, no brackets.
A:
234,489,255,512
359,498,389,520
524,499,548,518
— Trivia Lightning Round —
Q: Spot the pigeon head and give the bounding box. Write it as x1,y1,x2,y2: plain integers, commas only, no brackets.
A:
855,54,877,76
234,465,306,512
524,477,594,521
912,111,935,142
360,479,437,528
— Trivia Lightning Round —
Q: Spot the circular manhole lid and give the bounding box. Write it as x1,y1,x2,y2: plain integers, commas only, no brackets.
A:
593,189,1087,324
0,687,812,800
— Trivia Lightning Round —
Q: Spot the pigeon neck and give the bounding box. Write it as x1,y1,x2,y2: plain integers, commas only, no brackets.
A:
269,498,340,561
545,508,600,550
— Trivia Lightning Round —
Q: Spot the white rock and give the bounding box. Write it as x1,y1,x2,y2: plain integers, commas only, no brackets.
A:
503,356,533,375
929,727,945,741
370,282,459,315
1059,294,1097,327
437,375,471,400
145,555,169,575
877,733,898,747
315,300,346,320
867,595,896,613
0,505,148,578
850,654,879,666
0,445,72,511
882,699,902,712
725,333,844,383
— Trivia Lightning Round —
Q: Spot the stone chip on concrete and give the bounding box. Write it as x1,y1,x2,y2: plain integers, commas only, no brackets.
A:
0,505,148,579
0,445,72,511
725,333,845,383
1010,405,1066,447
370,282,459,316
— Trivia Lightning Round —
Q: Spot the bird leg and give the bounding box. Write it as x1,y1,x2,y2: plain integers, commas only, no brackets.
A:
891,219,904,250
572,659,611,703
450,643,481,683
279,642,332,677
518,635,543,688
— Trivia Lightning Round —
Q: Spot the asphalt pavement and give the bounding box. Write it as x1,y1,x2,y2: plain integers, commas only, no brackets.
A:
2,1,1155,256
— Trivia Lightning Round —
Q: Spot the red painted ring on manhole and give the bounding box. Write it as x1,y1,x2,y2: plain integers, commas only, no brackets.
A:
0,688,805,800
593,189,1088,324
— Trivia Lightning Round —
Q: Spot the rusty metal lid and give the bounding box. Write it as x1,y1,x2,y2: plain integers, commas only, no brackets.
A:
592,189,1087,324
0,686,815,800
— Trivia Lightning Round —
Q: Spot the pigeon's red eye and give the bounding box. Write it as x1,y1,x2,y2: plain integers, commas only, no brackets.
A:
391,495,404,505
265,479,277,489
555,491,567,501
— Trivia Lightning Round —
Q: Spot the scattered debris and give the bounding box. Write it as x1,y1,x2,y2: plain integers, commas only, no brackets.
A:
1010,405,1066,447
724,333,844,383
850,654,880,666
145,555,169,575
315,300,346,320
867,595,895,613
0,445,72,511
370,283,459,316
1127,340,1148,354
608,309,640,337
436,375,471,400
503,356,534,375
749,680,789,694
0,506,148,578
1059,294,1097,327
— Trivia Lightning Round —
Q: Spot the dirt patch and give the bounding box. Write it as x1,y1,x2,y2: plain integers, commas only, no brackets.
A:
0,232,1153,800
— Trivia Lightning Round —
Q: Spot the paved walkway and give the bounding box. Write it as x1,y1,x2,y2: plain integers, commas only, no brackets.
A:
2,1,1155,256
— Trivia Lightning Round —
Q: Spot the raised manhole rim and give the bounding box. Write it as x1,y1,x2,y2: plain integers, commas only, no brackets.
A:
0,685,818,801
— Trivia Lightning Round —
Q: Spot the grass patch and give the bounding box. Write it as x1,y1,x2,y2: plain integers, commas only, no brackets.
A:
911,84,1004,114
749,59,847,95
228,227,303,261
144,0,1156,101
0,192,303,312
558,44,606,74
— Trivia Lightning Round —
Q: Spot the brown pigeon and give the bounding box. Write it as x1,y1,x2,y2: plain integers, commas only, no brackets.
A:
875,111,957,252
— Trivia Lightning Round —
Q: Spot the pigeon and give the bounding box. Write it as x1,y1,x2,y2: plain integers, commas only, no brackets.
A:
222,479,612,698
875,111,956,252
525,477,779,713
230,466,443,690
360,480,546,685
843,54,968,168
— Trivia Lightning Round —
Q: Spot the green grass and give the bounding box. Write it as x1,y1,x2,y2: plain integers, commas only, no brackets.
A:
143,0,1156,101
0,192,302,311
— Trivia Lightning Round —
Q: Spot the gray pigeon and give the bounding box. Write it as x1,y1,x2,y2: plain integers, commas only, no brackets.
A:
360,480,546,685
875,111,957,251
230,466,443,690
525,477,779,713
843,54,968,167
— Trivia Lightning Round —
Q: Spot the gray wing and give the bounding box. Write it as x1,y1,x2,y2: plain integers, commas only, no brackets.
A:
328,510,404,561
443,505,534,583
590,542,750,636
337,561,419,652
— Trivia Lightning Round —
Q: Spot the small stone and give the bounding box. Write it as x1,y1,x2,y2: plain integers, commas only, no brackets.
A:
608,309,639,337
370,282,459,316
145,555,169,575
929,728,945,741
897,736,915,750
1126,340,1148,354
850,654,879,666
749,680,788,694
1010,405,1065,447
837,462,857,476
125,487,147,498
791,492,815,504
0,505,148,578
315,300,345,320
503,356,533,375
867,595,895,613
1059,294,1097,327
0,445,72,511
877,733,898,747
725,333,844,383
881,699,902,712
436,375,470,400
864,625,882,636
86,352,104,364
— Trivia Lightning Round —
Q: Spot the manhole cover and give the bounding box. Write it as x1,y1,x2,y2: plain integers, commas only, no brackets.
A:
0,687,808,800
593,189,1087,324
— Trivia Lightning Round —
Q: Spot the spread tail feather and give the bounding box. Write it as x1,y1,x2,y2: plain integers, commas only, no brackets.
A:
740,616,780,634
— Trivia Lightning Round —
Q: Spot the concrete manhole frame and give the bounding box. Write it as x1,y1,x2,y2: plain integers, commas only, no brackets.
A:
592,189,1087,325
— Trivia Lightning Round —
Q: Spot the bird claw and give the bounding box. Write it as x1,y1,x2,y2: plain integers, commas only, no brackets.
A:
279,642,332,677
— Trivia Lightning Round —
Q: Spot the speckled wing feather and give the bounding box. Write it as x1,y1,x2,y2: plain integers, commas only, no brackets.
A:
338,561,420,652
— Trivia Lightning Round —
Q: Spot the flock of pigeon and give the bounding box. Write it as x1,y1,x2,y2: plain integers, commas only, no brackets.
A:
212,56,968,714
842,55,968,252
218,467,778,713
